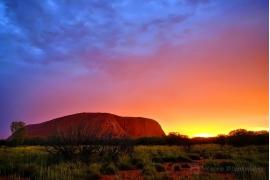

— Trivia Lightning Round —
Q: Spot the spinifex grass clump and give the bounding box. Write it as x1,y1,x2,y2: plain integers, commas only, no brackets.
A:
87,163,102,179
152,154,192,163
100,162,118,175
117,155,135,170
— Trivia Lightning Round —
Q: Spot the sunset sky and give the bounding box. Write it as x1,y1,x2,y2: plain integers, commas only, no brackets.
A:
0,0,268,138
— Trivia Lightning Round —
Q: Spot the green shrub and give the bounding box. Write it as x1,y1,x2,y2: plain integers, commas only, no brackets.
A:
101,163,117,175
117,155,134,170
131,158,145,169
176,155,192,162
118,161,134,170
142,165,156,176
38,162,89,180
87,163,101,179
152,154,191,163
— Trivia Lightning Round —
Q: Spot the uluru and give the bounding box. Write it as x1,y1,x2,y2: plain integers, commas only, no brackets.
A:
21,113,165,139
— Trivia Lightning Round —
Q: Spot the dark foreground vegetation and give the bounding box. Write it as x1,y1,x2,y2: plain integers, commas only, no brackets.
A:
0,128,268,180
0,145,268,180
2,128,268,147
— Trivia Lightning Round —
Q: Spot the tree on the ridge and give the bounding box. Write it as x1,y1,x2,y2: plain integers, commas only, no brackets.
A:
10,121,26,145
10,121,26,134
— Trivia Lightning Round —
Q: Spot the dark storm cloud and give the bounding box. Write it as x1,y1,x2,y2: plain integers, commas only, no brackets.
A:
0,0,208,66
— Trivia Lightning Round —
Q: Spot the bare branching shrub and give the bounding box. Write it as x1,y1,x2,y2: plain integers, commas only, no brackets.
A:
45,124,103,161
45,125,134,162
99,137,134,161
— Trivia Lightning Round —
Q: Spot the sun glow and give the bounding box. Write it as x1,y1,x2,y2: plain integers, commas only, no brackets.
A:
192,133,214,138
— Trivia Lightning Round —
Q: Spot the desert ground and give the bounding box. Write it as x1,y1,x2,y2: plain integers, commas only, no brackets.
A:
0,144,268,180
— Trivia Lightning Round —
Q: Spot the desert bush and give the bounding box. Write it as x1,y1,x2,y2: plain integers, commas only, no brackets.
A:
154,163,165,172
118,161,134,170
45,124,104,161
142,164,156,176
143,165,169,180
152,154,191,163
176,155,192,162
131,157,145,169
165,132,192,152
99,138,134,162
213,152,232,159
87,163,101,179
188,153,200,160
227,129,269,146
100,162,117,175
117,155,134,170
38,162,89,180
135,137,166,145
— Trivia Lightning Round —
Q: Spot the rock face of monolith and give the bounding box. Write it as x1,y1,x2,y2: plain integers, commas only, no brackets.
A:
21,113,165,139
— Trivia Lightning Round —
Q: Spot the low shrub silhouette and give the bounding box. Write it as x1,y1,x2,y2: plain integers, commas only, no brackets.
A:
5,127,268,148
44,124,135,162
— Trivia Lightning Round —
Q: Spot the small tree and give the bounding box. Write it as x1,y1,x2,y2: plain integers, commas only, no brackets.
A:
10,121,26,134
216,134,227,147
10,121,26,145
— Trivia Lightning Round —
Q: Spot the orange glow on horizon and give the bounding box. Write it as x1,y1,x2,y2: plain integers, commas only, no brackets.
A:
161,123,269,138
191,133,214,138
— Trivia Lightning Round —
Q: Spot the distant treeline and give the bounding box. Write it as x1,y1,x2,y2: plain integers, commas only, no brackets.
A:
145,130,268,146
0,129,268,147
135,129,269,146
